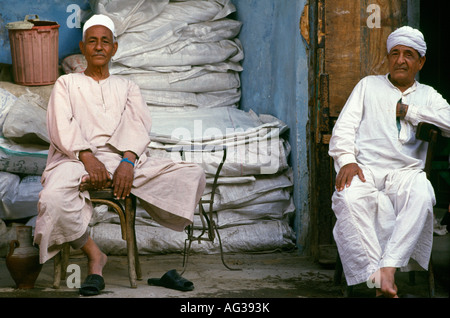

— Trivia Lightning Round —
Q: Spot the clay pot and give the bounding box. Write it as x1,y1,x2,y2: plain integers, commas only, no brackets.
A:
6,226,43,289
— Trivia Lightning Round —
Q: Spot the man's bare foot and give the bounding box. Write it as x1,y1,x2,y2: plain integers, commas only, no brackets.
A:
87,251,108,276
81,237,108,276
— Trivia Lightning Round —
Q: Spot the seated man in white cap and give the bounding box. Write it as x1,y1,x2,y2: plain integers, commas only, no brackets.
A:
329,26,450,298
33,14,206,296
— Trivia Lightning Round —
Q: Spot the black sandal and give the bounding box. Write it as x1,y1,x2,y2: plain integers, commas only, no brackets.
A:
79,274,105,296
147,269,194,292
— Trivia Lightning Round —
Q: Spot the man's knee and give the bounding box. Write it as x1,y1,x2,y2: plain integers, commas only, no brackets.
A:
332,183,373,206
39,187,66,210
332,182,379,220
409,173,436,206
184,163,206,183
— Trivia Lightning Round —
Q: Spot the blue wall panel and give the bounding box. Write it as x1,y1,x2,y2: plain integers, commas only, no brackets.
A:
234,0,309,251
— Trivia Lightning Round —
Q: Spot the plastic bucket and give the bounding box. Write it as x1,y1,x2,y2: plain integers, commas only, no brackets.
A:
7,15,60,86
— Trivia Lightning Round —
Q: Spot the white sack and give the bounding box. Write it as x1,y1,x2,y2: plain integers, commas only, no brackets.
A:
215,197,295,228
215,170,293,207
114,39,243,68
90,0,169,36
176,18,242,44
124,0,236,34
62,54,87,74
0,88,17,135
148,108,287,145
122,71,240,92
113,21,187,60
90,220,295,255
140,89,241,109
0,137,48,175
2,92,49,144
0,172,42,220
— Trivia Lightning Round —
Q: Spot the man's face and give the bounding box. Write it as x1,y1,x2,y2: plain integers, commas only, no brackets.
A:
79,25,117,68
388,45,426,88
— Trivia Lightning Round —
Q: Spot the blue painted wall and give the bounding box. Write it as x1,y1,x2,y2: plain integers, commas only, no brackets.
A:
234,0,309,251
0,0,310,252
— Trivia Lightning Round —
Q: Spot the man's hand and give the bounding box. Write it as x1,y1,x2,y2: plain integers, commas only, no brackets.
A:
396,101,408,118
335,163,365,191
113,151,136,199
79,150,111,190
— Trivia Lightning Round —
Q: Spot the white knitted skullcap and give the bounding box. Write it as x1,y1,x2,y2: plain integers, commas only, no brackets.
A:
82,14,116,39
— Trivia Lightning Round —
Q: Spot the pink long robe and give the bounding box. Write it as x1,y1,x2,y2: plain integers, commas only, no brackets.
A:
34,73,206,263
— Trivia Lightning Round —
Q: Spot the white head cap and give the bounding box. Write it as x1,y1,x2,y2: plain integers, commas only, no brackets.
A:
387,26,427,57
82,14,116,40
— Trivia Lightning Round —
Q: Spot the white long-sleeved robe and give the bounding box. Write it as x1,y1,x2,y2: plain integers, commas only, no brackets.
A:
34,73,206,263
329,74,450,286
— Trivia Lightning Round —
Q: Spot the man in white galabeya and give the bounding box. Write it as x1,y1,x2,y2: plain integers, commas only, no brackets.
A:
329,26,450,298
34,14,206,296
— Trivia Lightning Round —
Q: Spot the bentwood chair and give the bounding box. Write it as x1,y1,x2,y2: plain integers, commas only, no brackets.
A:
53,144,238,288
334,122,441,297
53,190,141,289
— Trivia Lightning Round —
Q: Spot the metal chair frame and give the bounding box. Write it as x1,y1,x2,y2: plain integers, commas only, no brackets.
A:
165,144,240,274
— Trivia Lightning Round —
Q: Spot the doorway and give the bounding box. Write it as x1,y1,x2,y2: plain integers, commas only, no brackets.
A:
419,1,450,209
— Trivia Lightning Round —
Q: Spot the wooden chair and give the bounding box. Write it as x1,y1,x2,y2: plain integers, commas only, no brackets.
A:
53,144,238,288
53,190,141,289
333,122,441,297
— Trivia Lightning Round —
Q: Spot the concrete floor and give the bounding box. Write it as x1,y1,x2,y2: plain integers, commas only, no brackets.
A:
0,232,449,299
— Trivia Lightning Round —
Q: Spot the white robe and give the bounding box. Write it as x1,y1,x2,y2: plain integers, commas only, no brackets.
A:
34,73,206,263
329,74,450,286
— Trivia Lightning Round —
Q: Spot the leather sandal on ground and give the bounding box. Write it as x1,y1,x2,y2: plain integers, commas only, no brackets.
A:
79,274,105,296
147,269,194,291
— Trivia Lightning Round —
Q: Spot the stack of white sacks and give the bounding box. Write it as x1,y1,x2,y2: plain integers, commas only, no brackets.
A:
0,0,296,256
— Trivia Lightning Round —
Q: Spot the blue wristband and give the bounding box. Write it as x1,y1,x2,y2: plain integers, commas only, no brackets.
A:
121,157,135,167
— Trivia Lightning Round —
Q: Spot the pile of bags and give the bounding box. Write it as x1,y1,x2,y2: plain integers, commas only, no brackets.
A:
0,0,296,256
100,0,243,112
0,86,49,221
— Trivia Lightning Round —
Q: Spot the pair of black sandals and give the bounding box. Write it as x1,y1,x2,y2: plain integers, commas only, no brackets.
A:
79,269,193,296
